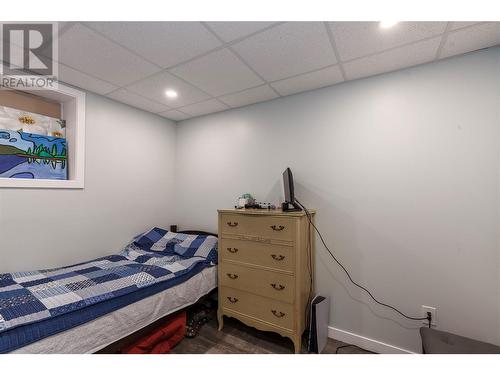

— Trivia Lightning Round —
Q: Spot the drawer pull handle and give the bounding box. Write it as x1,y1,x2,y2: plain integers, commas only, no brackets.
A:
226,273,239,280
270,225,285,231
227,221,238,227
271,254,285,261
227,297,239,303
227,247,239,253
271,310,286,318
271,283,285,291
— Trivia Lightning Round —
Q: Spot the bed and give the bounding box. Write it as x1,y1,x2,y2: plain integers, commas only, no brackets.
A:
0,226,218,354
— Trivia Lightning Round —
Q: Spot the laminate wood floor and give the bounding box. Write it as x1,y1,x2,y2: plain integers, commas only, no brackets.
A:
171,316,374,354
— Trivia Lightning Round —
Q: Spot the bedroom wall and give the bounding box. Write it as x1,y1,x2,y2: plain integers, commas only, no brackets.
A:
174,47,500,353
0,93,177,272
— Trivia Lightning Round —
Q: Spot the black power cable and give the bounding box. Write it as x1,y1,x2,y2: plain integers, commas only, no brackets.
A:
295,198,432,328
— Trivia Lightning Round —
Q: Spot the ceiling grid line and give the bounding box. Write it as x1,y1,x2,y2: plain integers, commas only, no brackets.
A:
59,62,119,95
81,22,165,70
268,62,341,84
434,22,453,60
199,22,282,97
171,83,271,111
215,83,270,99
44,23,125,95
79,22,169,92
324,22,348,81
97,22,288,107
166,97,220,112
163,21,285,72
228,46,282,96
340,33,445,64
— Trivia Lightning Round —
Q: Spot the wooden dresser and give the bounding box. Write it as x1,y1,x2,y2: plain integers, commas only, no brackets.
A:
217,208,315,353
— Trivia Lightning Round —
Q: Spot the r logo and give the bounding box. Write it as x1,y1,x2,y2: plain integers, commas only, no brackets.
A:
2,23,54,76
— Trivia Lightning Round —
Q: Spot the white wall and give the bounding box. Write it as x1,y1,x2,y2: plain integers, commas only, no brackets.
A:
0,93,177,272
175,47,500,352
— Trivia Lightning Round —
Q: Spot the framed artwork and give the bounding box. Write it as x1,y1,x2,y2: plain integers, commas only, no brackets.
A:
0,106,67,180
0,104,66,137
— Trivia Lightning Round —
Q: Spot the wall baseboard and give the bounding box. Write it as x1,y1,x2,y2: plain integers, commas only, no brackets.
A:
328,326,418,354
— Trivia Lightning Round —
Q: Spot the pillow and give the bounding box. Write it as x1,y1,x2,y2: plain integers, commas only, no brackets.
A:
132,228,218,264
133,227,175,253
170,233,218,264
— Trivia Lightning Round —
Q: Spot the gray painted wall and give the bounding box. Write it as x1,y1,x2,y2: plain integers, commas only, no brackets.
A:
0,93,177,272
175,47,500,352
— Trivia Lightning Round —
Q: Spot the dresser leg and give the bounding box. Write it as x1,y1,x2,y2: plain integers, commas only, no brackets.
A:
217,311,224,331
292,335,301,354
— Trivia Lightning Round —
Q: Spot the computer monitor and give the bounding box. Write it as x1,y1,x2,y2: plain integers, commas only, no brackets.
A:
282,168,302,211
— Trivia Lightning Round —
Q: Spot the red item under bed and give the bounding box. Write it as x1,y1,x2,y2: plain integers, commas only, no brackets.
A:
121,310,186,354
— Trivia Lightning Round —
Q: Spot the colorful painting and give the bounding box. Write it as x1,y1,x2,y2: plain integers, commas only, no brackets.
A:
0,130,67,180
0,105,66,138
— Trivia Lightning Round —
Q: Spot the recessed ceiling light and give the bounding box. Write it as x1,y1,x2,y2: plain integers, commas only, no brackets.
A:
380,21,399,29
165,89,178,99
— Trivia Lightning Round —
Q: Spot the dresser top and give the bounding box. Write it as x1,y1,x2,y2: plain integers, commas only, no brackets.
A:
218,208,315,217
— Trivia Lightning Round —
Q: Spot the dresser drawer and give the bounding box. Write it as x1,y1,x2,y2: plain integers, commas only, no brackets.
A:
220,238,295,272
221,287,294,330
220,213,294,241
220,262,295,303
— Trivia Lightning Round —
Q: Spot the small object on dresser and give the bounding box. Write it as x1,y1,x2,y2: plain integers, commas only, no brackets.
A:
256,202,275,209
243,202,276,209
236,193,255,209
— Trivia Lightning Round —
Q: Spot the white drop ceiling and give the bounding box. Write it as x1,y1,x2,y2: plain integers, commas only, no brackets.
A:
4,21,500,121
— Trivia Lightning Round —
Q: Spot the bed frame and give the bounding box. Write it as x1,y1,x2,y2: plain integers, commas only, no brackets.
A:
169,225,217,237
96,225,217,354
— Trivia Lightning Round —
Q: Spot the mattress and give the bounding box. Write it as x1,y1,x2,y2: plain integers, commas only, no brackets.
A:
11,266,217,354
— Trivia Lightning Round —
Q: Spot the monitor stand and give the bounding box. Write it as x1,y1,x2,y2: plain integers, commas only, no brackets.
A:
282,201,302,212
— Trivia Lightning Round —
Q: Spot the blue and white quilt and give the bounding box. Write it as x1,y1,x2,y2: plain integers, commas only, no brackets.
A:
0,228,217,335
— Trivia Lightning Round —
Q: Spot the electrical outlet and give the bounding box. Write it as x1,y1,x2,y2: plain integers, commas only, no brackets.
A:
421,305,437,327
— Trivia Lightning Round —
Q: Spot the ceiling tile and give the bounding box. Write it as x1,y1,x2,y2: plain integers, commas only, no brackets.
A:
57,23,161,86
441,22,500,58
56,22,75,35
271,65,344,96
449,22,482,31
126,71,210,108
205,22,277,42
170,48,264,96
343,37,441,81
158,109,191,121
58,64,117,95
8,21,497,119
107,89,171,113
329,22,447,61
219,85,278,107
179,99,229,117
85,22,222,68
232,22,337,81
